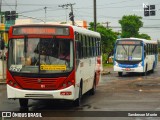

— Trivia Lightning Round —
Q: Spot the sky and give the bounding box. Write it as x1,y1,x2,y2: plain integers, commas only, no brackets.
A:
2,0,160,40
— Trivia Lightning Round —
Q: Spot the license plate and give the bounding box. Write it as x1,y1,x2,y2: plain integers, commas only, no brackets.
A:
125,68,131,71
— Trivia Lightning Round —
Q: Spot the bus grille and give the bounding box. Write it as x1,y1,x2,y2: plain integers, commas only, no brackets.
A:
25,94,53,98
14,76,66,90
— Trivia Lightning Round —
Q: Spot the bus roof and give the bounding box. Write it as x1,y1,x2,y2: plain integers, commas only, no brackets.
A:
72,25,101,38
11,24,101,38
117,38,157,44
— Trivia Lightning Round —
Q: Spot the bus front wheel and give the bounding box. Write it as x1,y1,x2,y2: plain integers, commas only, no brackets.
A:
118,72,123,77
74,87,82,107
142,65,147,76
19,99,28,111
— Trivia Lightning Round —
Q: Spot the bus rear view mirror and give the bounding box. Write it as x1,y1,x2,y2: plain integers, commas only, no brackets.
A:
0,39,5,50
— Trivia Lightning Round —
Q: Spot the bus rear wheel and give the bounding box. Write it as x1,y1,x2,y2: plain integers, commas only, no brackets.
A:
19,99,28,111
142,65,147,76
89,78,96,95
118,72,123,77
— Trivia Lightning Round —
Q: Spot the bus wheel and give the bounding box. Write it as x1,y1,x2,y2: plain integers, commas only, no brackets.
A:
19,99,28,111
143,66,147,76
118,72,123,77
89,79,96,95
74,87,82,107
151,63,155,73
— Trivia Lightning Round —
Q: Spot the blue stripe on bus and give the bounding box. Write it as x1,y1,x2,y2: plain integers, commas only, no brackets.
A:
118,64,138,68
142,42,144,70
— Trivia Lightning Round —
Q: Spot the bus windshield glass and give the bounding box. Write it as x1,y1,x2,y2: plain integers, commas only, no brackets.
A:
8,38,73,73
115,41,142,61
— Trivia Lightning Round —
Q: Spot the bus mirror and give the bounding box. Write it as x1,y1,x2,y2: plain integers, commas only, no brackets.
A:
0,39,5,50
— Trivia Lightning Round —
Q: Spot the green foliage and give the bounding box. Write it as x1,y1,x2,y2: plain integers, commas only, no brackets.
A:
89,22,117,56
137,33,151,40
103,63,113,68
119,15,143,38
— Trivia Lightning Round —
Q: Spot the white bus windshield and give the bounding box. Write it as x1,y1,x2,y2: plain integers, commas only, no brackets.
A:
8,38,73,73
115,44,142,61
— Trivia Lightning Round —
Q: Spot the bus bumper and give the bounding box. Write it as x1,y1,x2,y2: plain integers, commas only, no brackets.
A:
7,85,75,100
114,66,144,73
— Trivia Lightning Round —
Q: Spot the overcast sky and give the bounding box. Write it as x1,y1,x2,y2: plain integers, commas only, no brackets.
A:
2,0,160,40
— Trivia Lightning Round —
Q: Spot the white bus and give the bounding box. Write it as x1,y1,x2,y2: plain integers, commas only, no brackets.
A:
5,24,102,109
114,38,158,76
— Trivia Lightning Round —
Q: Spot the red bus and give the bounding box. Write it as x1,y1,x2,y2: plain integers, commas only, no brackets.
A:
5,24,102,109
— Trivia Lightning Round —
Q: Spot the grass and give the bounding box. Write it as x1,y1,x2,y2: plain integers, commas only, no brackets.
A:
103,63,113,68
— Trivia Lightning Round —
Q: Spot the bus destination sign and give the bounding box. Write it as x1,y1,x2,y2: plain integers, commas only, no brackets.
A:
117,40,141,45
12,27,69,36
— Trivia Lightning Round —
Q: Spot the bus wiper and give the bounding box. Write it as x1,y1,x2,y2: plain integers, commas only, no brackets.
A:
24,35,28,53
132,46,137,53
122,45,127,54
24,35,28,62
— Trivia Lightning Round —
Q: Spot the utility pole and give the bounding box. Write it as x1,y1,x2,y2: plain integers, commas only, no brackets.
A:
59,3,75,25
44,6,47,23
0,0,2,25
70,3,75,25
58,5,68,23
93,0,97,31
103,21,111,29
15,0,17,11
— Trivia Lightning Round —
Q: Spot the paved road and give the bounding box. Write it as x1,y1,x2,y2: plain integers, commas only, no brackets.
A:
1,64,160,120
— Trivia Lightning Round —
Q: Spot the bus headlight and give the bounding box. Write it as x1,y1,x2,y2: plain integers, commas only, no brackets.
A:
115,61,118,66
138,62,142,67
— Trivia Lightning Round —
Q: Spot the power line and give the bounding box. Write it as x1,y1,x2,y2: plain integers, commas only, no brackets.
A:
2,3,58,7
58,3,75,25
58,4,69,23
18,14,45,23
3,0,14,11
44,6,47,23
98,0,137,7
94,0,97,31
19,8,44,14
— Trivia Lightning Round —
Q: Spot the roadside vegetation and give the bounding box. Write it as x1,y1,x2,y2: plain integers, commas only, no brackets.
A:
89,15,152,67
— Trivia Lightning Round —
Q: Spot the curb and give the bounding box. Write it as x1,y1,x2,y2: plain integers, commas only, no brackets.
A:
0,79,6,84
0,82,6,84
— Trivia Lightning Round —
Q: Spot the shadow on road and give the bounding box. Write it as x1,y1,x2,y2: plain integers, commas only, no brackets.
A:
26,92,93,111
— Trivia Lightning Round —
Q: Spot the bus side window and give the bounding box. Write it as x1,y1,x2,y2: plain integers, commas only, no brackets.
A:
144,45,146,58
76,41,81,59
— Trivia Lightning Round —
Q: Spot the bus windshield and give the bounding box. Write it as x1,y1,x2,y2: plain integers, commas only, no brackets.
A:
8,38,73,73
115,44,142,61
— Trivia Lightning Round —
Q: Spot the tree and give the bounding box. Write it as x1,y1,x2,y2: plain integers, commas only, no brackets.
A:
89,22,117,63
119,15,143,38
138,33,151,40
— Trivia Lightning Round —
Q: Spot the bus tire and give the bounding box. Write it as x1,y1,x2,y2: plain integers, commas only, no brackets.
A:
89,78,96,95
118,72,123,77
151,68,154,73
151,63,155,73
74,87,82,107
143,65,147,76
19,99,28,111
